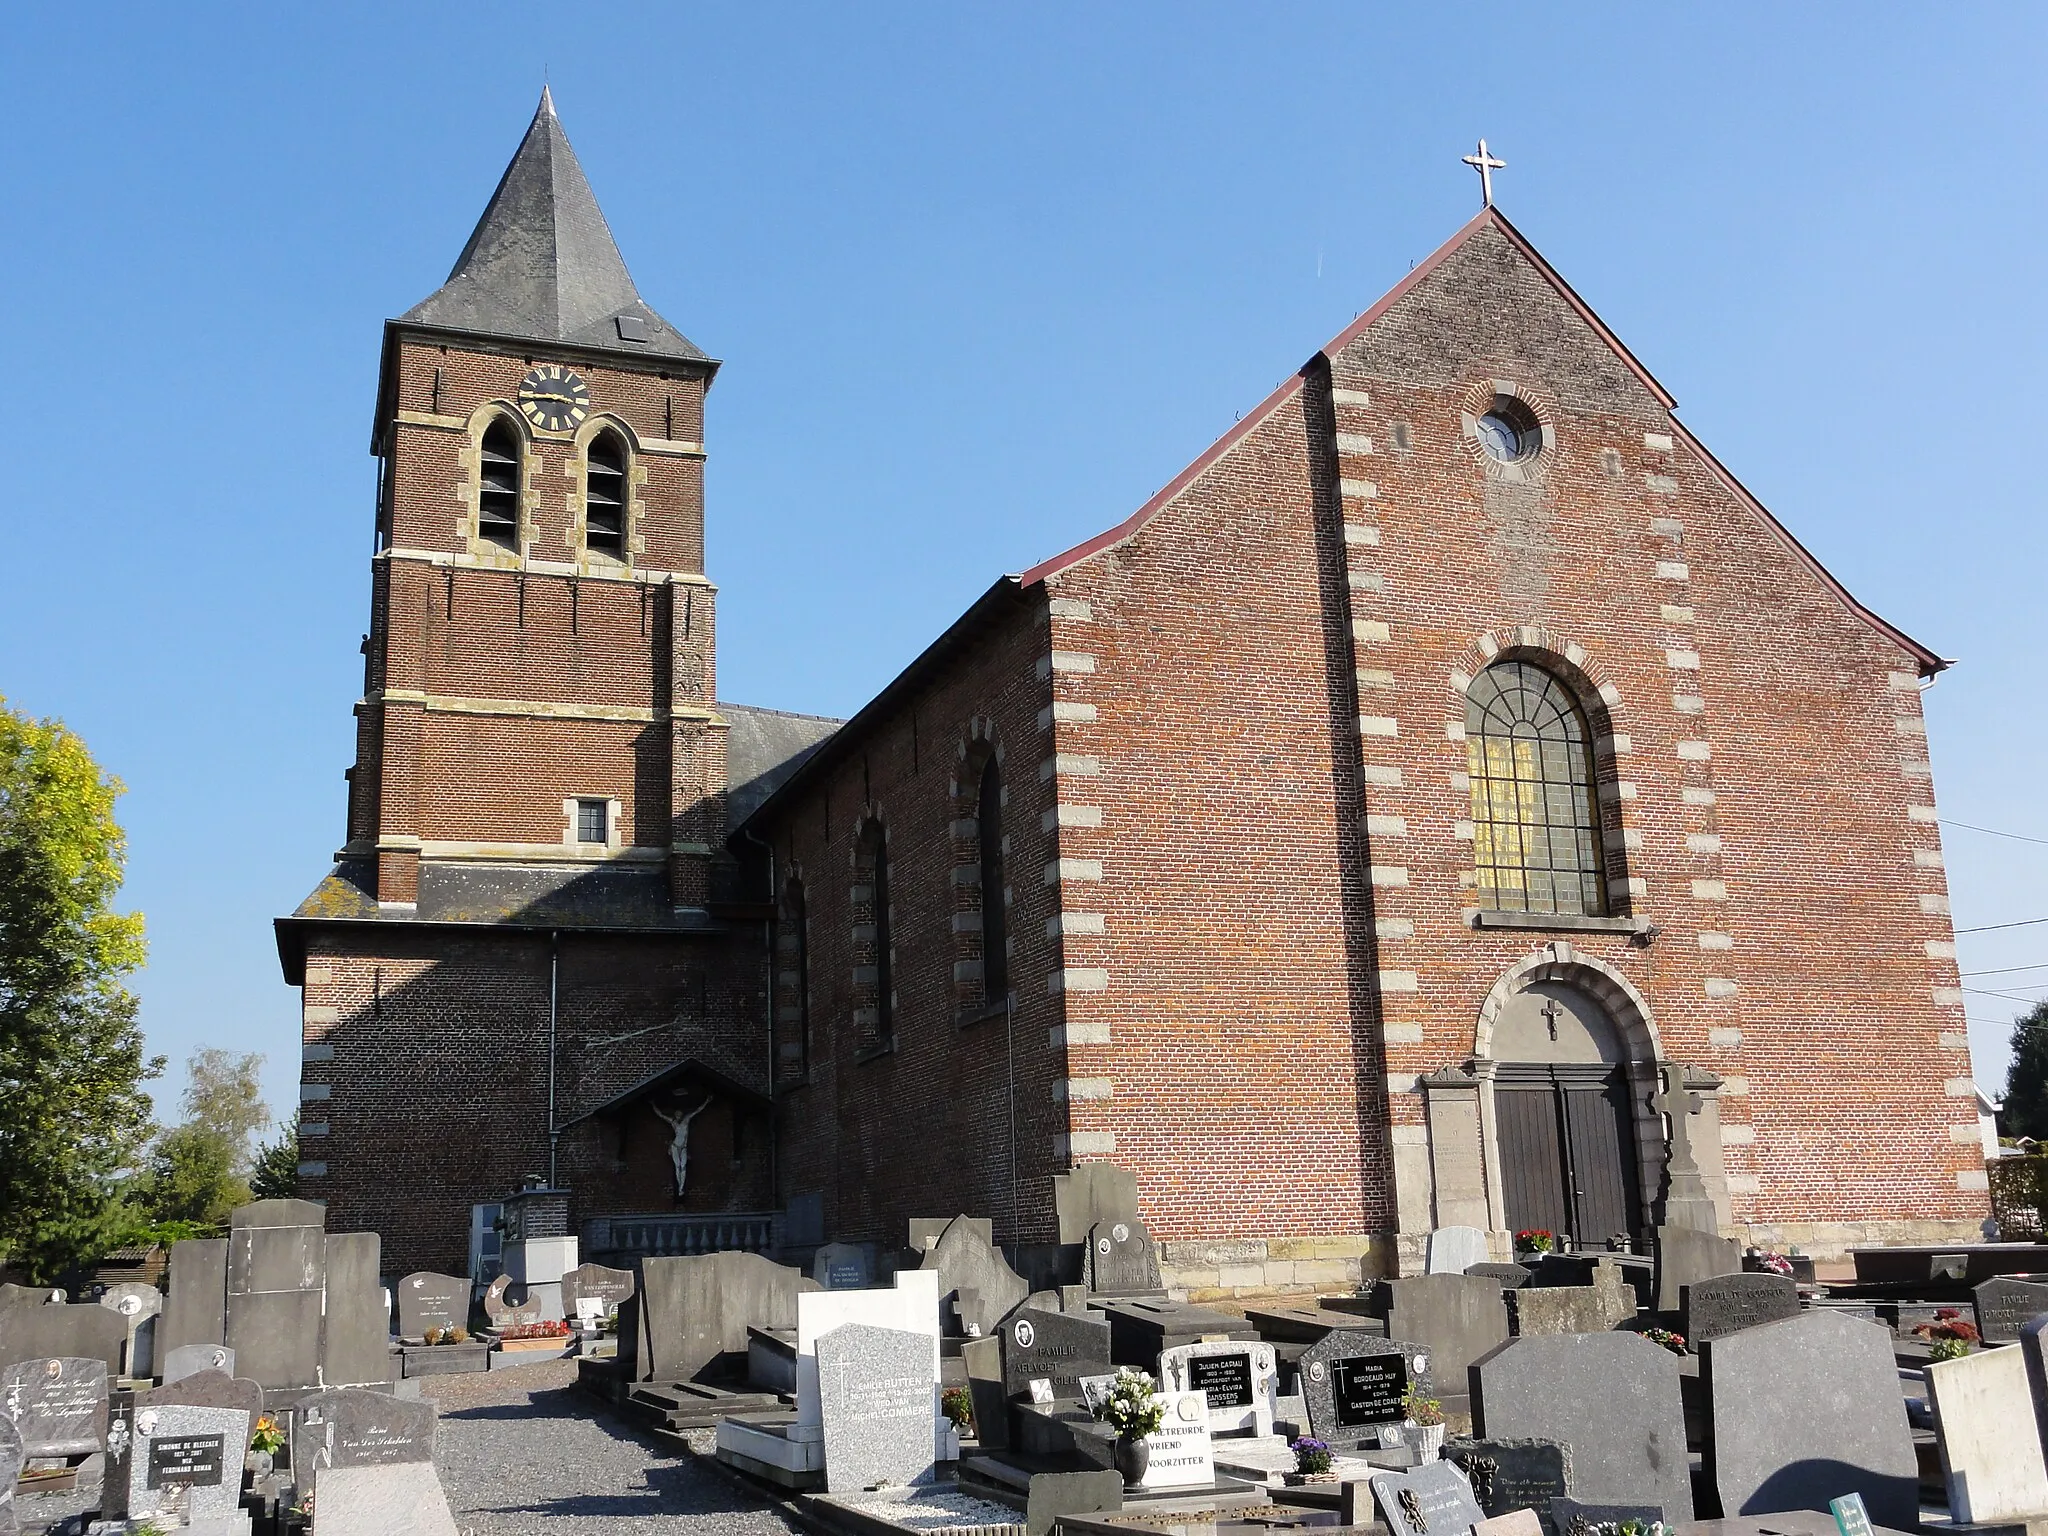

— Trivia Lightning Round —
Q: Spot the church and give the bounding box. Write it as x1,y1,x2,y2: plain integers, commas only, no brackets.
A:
278,93,1987,1287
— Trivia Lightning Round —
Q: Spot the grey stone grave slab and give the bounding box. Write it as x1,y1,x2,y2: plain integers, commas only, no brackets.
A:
1468,1263,1533,1290
162,1344,235,1385
810,1244,873,1291
0,1414,20,1536
292,1385,436,1491
0,1287,57,1310
1000,1308,1111,1401
1298,1329,1432,1447
1927,1335,2048,1524
98,1283,162,1379
1427,1226,1490,1275
1701,1309,1914,1529
159,1238,228,1360
1973,1276,2048,1345
321,1231,390,1386
1443,1437,1572,1536
313,1461,459,1536
1683,1272,1800,1348
1103,1299,1257,1370
226,1200,326,1390
909,1215,990,1253
1511,1287,1606,1337
1384,1274,1509,1389
1370,1458,1487,1536
632,1250,814,1384
1087,1218,1163,1296
961,1334,1009,1452
1472,1331,1692,1520
1589,1262,1639,1328
1159,1339,1278,1436
920,1215,1030,1336
560,1262,635,1318
1652,1224,1740,1313
1024,1467,1121,1536
0,1302,124,1374
816,1322,938,1493
1052,1162,1142,1247
1,1357,108,1457
396,1273,471,1340
146,1368,264,1426
110,1401,251,1527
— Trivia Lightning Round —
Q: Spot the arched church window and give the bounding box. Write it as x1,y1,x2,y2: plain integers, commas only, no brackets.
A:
1466,659,1608,916
977,756,1008,1005
585,430,627,559
478,417,522,550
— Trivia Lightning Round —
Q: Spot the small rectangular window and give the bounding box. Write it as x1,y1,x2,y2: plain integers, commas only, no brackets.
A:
576,799,609,844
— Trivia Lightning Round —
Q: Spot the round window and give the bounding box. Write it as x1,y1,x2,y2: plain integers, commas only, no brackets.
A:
1475,399,1541,463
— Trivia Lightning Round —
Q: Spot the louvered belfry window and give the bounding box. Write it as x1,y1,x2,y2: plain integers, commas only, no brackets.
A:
585,432,627,557
478,419,521,549
1467,660,1608,916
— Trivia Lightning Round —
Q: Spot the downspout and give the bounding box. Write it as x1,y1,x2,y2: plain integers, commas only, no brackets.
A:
547,930,560,1186
737,826,779,1215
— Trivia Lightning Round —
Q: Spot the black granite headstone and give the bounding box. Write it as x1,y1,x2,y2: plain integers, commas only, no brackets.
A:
0,1413,21,1536
1444,1437,1572,1536
1369,1459,1487,1536
1001,1308,1112,1401
291,1386,436,1491
0,1357,108,1457
559,1263,635,1318
1972,1277,2048,1345
1298,1328,1431,1447
396,1273,471,1340
1682,1272,1800,1347
145,1368,264,1428
1087,1218,1163,1296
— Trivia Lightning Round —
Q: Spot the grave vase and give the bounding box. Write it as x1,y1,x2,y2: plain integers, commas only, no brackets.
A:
1113,1433,1150,1489
1392,1419,1445,1462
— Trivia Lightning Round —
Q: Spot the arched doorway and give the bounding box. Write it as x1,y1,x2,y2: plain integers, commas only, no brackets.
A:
1491,981,1644,1248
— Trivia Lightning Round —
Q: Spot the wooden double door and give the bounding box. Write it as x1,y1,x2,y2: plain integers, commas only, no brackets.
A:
1495,1062,1644,1249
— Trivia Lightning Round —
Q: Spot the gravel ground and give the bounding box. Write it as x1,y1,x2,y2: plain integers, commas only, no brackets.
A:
14,1360,801,1536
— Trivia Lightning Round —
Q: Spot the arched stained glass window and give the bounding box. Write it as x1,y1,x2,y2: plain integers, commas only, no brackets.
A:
1466,659,1608,916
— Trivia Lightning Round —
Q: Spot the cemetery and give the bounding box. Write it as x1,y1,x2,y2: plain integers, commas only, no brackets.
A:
5,1166,2048,1536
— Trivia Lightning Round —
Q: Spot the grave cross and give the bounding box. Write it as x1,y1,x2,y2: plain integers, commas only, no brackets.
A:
1462,138,1506,207
1539,998,1564,1041
1653,1062,1703,1177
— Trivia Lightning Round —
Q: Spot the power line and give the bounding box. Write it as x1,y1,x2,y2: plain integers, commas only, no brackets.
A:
1956,916,2048,935
1962,961,2048,978
1943,818,2048,847
1963,985,2048,1005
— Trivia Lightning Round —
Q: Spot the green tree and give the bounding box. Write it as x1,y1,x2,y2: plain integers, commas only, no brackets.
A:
0,698,160,1282
2003,1001,2048,1141
250,1112,300,1201
137,1049,268,1225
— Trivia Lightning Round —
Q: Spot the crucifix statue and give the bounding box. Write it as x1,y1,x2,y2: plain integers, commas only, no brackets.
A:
651,1095,713,1200
1539,998,1564,1042
1651,1061,1716,1231
1462,138,1506,207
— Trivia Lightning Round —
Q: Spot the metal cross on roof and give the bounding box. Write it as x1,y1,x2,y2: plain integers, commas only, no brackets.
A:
1463,138,1506,207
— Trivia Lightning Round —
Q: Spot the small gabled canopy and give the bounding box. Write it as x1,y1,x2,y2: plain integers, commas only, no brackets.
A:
399,87,710,365
555,1057,771,1131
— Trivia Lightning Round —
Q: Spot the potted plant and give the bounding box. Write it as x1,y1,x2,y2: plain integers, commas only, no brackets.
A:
1089,1367,1166,1489
1288,1437,1334,1484
1914,1308,1981,1362
1390,1389,1446,1462
1635,1326,1686,1356
940,1386,974,1437
1514,1229,1555,1255
247,1413,285,1478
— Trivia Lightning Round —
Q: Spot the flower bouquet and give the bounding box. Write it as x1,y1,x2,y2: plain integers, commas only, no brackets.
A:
1913,1308,1980,1362
1089,1367,1166,1488
1514,1229,1556,1255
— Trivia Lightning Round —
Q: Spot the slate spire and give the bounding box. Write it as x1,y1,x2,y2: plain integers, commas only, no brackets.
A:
401,90,708,363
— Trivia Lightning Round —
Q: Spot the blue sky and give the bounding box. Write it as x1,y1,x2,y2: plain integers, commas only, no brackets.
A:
5,4,2044,1130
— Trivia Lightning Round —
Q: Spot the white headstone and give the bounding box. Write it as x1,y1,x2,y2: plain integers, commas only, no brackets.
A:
1141,1389,1214,1490
1927,1343,2048,1523
1426,1227,1489,1275
1158,1339,1278,1436
313,1461,459,1536
795,1270,941,1445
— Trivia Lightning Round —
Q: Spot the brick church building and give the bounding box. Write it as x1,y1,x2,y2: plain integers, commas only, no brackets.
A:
279,94,1987,1285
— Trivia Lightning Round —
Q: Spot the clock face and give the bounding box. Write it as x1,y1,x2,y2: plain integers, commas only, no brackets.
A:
517,364,591,433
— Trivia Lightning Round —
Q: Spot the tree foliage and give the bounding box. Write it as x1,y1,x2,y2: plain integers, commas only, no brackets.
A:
136,1049,268,1226
0,698,159,1281
2003,1001,2048,1141
250,1112,300,1202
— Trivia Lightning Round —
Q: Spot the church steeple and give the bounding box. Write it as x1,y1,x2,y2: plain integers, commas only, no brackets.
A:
400,89,708,363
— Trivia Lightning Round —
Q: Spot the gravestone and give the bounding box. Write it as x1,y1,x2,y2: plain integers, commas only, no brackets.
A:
1652,1224,1740,1313
322,1230,391,1385
226,1198,327,1389
1973,1276,2048,1345
147,1366,264,1423
1475,1513,1545,1536
1103,1299,1257,1370
1052,1162,1143,1246
1550,1496,1665,1532
810,1244,873,1290
1471,1331,1692,1520
1589,1262,1639,1328
1683,1272,1800,1347
816,1322,939,1492
0,1301,124,1374
920,1215,1030,1336
1370,1458,1488,1536
0,1287,58,1310
292,1385,437,1491
795,1271,941,1448
560,1262,636,1318
1159,1339,1278,1436
482,1272,543,1328
1511,1287,1606,1337
1024,1468,1122,1536
107,1401,251,1527
396,1273,472,1340
632,1250,815,1383
1002,1307,1112,1402
0,1357,109,1457
1926,1336,2048,1524
910,1215,991,1253
161,1344,235,1385
961,1335,1009,1452
315,1462,461,1536
1087,1218,1163,1296
98,1282,162,1379
2026,1316,2048,1457
1701,1309,1915,1529
1468,1263,1533,1290
0,1414,21,1536
1140,1389,1214,1491
1298,1329,1431,1447
1443,1437,1572,1536
159,1237,228,1360
1383,1274,1509,1389
1426,1227,1490,1276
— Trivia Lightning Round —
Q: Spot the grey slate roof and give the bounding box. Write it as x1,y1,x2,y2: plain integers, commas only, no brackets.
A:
722,702,842,827
400,88,710,365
